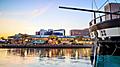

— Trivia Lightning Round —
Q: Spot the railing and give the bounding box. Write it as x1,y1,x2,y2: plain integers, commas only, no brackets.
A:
89,12,120,26
89,15,105,26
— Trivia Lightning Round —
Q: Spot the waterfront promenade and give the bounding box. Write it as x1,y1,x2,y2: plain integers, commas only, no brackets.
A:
0,44,92,48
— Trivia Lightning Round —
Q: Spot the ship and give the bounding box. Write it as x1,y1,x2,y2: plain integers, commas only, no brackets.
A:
59,2,120,67
89,3,120,67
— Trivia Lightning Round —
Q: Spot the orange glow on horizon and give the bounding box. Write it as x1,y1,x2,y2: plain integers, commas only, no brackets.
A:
0,32,15,38
0,18,36,38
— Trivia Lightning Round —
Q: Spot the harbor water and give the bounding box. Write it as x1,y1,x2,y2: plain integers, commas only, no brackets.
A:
0,48,92,67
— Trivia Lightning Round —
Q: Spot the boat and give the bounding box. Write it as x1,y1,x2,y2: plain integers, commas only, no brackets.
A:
59,1,120,67
89,3,120,67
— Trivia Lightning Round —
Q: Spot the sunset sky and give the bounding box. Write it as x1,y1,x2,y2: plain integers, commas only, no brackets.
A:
0,0,119,38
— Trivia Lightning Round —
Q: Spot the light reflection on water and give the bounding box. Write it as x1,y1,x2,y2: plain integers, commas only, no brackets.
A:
0,48,92,67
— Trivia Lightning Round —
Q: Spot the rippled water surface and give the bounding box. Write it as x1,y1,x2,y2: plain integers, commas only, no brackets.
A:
0,48,92,67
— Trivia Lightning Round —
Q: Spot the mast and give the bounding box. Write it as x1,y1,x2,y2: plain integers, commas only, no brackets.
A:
59,6,120,25
59,6,120,15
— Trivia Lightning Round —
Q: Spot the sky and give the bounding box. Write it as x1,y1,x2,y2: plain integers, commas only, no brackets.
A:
0,0,120,37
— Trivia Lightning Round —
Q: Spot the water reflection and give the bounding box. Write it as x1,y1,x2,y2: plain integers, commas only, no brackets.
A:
6,48,91,59
0,48,92,67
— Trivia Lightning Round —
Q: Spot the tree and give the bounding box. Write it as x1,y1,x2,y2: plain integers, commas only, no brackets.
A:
20,34,31,45
48,35,57,40
0,37,5,40
75,36,83,41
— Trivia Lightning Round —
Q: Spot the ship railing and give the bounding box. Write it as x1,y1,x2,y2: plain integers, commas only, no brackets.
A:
89,11,120,26
89,15,105,26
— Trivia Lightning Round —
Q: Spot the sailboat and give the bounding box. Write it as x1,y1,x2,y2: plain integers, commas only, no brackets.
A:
59,1,120,67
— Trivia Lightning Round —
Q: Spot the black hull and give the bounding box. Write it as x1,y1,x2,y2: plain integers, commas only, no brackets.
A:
90,18,120,32
91,38,120,67
96,36,120,56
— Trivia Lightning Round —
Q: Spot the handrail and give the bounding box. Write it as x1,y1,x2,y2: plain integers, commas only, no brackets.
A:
89,13,120,26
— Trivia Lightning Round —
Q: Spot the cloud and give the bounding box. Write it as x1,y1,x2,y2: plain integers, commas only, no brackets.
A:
31,6,49,17
0,6,50,18
0,11,2,15
0,1,55,37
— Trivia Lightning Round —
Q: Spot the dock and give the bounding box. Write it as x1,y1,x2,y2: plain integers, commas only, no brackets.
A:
0,44,92,48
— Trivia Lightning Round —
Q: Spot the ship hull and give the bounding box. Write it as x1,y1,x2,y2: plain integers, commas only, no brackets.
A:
96,55,120,67
92,40,120,67
90,18,120,67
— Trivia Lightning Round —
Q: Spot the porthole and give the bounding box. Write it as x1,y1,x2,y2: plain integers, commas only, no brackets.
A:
101,30,106,36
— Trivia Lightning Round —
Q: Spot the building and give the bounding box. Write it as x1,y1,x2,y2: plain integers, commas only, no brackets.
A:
70,28,89,36
36,29,47,35
53,29,65,36
36,29,65,36
104,3,120,20
8,33,93,45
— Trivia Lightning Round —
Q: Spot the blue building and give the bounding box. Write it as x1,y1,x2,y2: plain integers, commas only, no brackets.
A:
36,29,65,36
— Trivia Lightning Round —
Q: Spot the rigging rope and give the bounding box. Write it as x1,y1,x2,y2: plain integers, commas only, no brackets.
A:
93,0,98,10
97,0,109,11
91,0,94,19
111,44,118,55
114,0,118,3
91,0,109,18
111,43,120,55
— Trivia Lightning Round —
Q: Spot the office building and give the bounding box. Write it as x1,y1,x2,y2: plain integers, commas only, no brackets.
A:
36,29,65,36
70,28,89,36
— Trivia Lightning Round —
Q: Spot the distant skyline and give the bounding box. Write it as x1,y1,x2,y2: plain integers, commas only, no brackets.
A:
0,0,120,37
